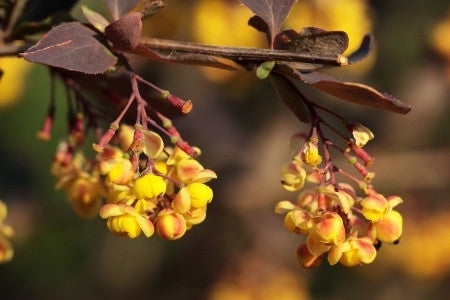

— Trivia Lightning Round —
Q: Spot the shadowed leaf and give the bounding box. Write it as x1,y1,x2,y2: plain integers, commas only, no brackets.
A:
132,45,238,70
239,0,296,44
105,12,142,51
274,27,349,56
270,75,310,123
21,22,117,74
102,0,142,20
281,66,411,114
81,5,110,32
347,34,374,64
273,27,348,71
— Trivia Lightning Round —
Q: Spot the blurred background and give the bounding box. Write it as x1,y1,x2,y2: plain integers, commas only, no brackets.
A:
0,0,449,299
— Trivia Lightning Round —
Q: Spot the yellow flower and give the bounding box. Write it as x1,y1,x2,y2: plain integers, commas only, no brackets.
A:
66,176,101,218
133,174,167,200
186,182,213,209
328,236,377,267
360,193,389,222
281,161,307,191
375,210,403,243
350,123,374,148
0,200,14,263
301,141,322,167
100,203,155,238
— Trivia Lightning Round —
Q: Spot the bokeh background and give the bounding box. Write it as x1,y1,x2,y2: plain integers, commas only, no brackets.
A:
1,0,450,299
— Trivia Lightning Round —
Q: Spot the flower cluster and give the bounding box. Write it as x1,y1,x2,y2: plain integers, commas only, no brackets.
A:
0,199,14,263
276,122,403,268
52,124,216,240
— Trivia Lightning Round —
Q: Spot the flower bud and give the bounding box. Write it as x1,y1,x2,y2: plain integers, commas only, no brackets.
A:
156,209,187,240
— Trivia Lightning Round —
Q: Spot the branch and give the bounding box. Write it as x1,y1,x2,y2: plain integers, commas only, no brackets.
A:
139,37,348,67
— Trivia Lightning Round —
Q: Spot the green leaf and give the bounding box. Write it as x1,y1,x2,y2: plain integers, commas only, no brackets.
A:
256,61,275,79
81,5,109,33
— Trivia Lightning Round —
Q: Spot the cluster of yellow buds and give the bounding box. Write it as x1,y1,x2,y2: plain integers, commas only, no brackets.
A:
52,124,216,240
0,200,14,263
276,123,403,268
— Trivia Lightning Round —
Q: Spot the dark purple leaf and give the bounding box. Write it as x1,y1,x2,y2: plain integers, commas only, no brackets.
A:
248,15,270,44
284,68,411,114
21,22,117,74
105,12,142,51
274,27,349,56
239,0,296,44
347,34,374,64
273,27,348,71
102,0,142,20
270,75,310,123
132,45,237,70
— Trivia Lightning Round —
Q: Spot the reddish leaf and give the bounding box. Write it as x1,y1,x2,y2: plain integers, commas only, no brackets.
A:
132,45,237,70
105,12,142,51
21,22,117,75
239,0,296,44
284,68,411,114
102,0,142,20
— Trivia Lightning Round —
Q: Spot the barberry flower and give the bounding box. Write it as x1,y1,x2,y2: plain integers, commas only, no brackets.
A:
360,193,389,222
155,209,187,240
281,161,307,191
100,203,154,238
0,200,14,263
133,174,167,200
348,123,374,148
328,236,377,267
301,139,322,167
186,182,213,209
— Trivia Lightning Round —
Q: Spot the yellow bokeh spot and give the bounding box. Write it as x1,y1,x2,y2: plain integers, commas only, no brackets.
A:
0,57,32,107
192,0,266,82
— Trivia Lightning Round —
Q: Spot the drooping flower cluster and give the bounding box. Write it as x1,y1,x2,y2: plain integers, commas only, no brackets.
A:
52,124,216,240
0,199,14,263
276,122,403,268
